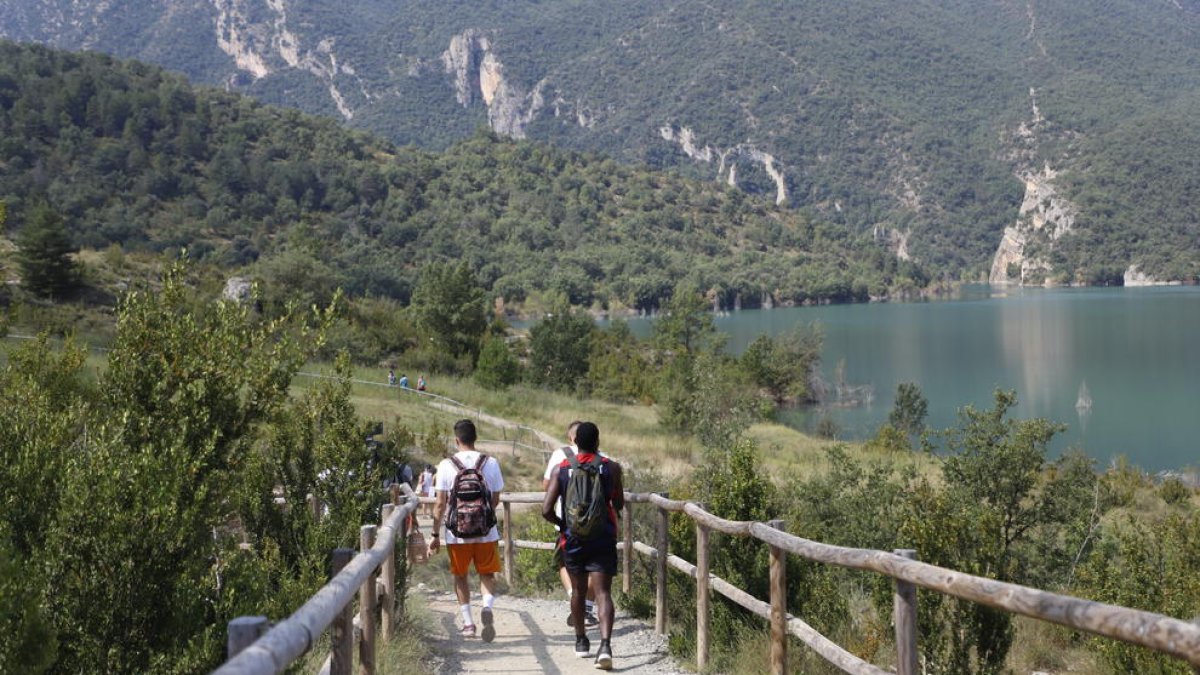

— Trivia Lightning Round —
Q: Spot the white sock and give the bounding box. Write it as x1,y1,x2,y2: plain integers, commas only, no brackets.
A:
567,588,574,601
460,604,473,625
483,594,495,609
586,600,595,613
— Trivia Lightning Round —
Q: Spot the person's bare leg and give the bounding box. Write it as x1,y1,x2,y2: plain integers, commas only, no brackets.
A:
453,574,471,605
590,571,614,640
479,572,497,642
559,565,573,596
570,571,589,636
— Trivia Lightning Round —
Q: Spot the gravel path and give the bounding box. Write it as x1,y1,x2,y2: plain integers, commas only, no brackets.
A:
415,585,689,674
412,402,685,672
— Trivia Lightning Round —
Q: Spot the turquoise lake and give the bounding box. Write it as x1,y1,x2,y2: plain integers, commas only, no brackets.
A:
622,286,1200,472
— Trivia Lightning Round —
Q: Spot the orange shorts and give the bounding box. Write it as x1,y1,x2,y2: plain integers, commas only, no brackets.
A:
447,541,501,577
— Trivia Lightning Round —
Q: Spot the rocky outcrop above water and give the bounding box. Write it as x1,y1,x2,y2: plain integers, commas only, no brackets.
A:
988,164,1076,285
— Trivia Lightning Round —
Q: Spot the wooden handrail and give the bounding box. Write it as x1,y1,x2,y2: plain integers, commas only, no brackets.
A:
489,490,1200,673
214,485,420,675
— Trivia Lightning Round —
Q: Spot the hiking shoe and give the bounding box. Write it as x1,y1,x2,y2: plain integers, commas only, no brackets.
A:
460,623,476,638
574,634,591,657
594,643,613,670
480,607,495,643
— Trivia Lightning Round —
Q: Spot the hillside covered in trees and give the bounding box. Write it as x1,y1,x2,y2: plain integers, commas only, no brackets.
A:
4,0,1199,283
0,41,925,314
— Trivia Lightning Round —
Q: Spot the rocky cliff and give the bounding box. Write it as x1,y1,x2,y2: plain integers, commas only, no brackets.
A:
4,0,1200,282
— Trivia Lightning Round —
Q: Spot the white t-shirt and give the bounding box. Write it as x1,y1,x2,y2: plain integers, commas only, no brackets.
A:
435,450,504,545
543,445,578,482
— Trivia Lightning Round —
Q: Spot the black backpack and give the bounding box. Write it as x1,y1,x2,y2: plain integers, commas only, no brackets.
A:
445,454,497,538
563,454,608,540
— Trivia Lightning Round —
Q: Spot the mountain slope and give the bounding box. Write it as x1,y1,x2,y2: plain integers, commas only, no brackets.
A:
3,0,1199,283
0,42,921,311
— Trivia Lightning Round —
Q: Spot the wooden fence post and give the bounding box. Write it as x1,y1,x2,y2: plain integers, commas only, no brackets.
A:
390,483,401,506
308,493,323,522
330,547,355,675
696,522,711,671
503,501,514,585
357,526,376,672
893,549,919,675
767,519,787,675
622,502,633,594
359,525,378,675
226,615,268,660
655,492,670,635
380,505,396,640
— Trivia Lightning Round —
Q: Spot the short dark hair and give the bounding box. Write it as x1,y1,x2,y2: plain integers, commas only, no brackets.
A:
454,419,477,446
575,422,599,452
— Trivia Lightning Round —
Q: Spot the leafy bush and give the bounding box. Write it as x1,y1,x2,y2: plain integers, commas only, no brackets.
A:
475,336,521,390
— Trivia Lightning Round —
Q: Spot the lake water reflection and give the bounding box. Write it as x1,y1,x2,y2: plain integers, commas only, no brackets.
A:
620,286,1200,472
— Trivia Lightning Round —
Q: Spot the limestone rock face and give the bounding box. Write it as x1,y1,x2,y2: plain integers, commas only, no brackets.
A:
988,164,1076,285
658,125,790,206
1123,265,1179,287
441,29,551,139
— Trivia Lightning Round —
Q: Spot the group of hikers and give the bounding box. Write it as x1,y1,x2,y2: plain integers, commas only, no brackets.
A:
420,418,624,670
387,367,426,392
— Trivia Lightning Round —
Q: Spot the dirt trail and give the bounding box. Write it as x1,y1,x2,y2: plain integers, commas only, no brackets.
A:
411,399,685,672
419,590,686,674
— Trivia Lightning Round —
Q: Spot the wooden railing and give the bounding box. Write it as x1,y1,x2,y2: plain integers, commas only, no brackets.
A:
213,484,420,675
493,491,1200,675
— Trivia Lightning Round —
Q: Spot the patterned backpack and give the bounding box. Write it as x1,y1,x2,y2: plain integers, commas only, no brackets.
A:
445,454,496,538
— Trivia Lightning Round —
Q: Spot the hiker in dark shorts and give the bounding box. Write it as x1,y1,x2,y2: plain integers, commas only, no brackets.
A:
542,421,624,670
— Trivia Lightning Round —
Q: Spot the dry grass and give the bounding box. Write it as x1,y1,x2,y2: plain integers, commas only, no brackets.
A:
306,364,940,489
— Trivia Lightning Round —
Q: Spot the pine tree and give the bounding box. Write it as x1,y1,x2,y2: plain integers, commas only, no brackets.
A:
16,204,76,298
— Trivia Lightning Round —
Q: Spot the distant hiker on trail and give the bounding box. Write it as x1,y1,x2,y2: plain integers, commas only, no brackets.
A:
388,367,397,387
417,374,427,391
419,464,436,517
543,421,623,670
543,421,598,628
398,374,409,389
429,419,504,642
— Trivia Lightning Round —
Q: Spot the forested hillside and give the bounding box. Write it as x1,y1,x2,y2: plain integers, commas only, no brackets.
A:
0,42,922,313
4,0,1199,283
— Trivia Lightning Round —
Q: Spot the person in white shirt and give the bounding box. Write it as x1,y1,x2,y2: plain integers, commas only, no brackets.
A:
543,420,598,627
429,420,504,641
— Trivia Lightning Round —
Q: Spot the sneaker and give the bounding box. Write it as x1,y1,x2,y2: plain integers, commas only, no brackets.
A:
594,642,613,670
480,607,495,643
460,623,476,638
584,610,599,627
574,634,591,658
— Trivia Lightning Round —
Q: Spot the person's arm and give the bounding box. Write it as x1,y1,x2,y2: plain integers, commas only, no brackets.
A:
542,468,563,528
429,489,447,554
610,462,625,513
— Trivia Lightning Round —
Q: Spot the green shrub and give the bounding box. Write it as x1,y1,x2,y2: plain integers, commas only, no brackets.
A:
1159,477,1192,506
475,336,521,390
